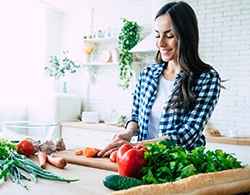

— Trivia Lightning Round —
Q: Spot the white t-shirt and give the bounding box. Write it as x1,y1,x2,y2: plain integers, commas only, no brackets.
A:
147,74,174,139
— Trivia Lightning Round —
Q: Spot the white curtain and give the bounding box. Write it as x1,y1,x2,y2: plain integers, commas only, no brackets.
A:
0,0,47,123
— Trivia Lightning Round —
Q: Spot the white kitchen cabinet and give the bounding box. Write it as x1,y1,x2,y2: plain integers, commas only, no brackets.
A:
61,126,118,149
205,142,250,166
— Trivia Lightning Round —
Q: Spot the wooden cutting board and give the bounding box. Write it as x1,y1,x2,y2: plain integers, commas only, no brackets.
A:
51,149,118,172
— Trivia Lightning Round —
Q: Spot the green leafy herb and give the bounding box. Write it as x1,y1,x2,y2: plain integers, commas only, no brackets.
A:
141,142,244,184
0,138,17,159
0,139,79,190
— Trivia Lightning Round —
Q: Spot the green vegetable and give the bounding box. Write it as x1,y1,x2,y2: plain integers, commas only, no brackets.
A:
0,139,79,190
157,139,175,148
103,174,147,191
142,143,245,184
0,138,17,159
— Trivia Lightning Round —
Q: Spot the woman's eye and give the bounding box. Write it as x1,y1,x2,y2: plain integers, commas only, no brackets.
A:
166,34,174,39
155,34,174,39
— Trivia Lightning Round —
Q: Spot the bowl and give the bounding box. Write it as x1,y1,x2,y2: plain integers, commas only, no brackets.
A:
0,121,58,141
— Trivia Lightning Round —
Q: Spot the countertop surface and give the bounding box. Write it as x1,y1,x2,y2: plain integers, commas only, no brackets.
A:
0,131,116,194
1,127,250,194
205,135,250,146
60,121,124,133
60,122,250,146
0,155,115,195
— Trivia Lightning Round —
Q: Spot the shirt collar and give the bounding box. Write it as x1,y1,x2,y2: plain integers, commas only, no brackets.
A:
153,63,165,78
153,63,184,79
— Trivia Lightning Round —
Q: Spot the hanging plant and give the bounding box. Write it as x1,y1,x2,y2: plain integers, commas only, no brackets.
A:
118,18,141,90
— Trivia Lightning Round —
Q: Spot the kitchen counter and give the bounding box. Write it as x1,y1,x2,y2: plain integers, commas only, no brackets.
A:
0,155,115,195
1,130,250,194
60,122,250,146
60,122,124,133
206,135,250,146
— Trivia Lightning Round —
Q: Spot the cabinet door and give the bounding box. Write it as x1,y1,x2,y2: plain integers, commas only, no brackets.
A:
61,126,116,148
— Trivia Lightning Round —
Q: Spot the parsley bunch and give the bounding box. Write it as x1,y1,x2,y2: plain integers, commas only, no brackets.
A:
142,142,244,184
0,138,17,159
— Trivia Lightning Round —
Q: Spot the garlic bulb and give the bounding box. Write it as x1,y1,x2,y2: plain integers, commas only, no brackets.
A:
54,137,66,151
31,140,39,154
39,140,56,155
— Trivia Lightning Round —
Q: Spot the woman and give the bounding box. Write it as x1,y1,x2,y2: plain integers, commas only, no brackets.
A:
98,1,221,157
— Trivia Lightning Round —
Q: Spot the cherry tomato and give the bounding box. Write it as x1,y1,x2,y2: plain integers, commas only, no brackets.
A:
17,140,35,157
109,150,118,163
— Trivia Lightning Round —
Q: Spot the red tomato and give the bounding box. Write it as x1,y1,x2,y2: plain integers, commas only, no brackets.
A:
17,140,35,157
109,150,118,163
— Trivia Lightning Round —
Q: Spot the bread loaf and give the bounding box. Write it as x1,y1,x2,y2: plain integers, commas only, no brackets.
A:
111,168,250,195
205,129,221,136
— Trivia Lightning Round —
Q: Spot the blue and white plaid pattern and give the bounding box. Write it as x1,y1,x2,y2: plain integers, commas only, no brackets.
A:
127,63,221,150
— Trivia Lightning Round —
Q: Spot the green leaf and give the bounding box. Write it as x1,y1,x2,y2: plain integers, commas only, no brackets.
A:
141,142,244,184
118,18,141,89
44,51,79,80
0,139,18,159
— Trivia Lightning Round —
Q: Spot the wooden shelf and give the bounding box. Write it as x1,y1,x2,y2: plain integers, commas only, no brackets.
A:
81,62,119,66
83,36,118,44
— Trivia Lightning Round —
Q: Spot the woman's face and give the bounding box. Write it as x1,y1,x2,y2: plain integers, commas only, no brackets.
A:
154,14,178,63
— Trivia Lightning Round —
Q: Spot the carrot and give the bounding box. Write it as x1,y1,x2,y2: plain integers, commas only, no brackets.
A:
47,155,67,169
74,149,83,156
38,151,47,168
84,147,100,158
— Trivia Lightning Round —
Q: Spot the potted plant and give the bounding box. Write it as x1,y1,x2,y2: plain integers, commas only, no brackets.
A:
118,18,141,90
44,51,80,92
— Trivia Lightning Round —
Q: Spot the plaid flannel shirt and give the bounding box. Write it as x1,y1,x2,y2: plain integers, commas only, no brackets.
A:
127,63,221,150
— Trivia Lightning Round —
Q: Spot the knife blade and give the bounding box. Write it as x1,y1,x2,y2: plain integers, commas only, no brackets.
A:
91,150,101,158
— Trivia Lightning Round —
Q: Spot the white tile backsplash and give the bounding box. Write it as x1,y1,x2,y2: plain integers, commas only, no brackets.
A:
48,0,250,136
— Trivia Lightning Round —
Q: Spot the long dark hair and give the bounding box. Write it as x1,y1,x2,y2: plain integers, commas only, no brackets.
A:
155,1,212,113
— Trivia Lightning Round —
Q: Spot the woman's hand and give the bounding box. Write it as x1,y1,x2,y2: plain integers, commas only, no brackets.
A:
98,121,138,157
97,131,135,157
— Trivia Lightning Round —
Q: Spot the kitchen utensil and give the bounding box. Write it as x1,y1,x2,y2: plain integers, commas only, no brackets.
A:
1,121,57,141
91,150,101,157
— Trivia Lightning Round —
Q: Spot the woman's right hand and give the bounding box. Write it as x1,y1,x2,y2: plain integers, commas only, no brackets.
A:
97,121,138,157
97,131,134,157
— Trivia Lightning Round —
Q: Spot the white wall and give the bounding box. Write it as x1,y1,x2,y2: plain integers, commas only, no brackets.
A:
186,0,250,135
50,0,250,136
61,9,92,111
0,0,47,122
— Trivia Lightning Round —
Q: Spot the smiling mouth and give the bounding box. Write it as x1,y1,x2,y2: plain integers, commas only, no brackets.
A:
161,49,171,55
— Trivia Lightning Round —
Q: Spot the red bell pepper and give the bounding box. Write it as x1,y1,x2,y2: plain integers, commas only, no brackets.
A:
116,144,148,179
